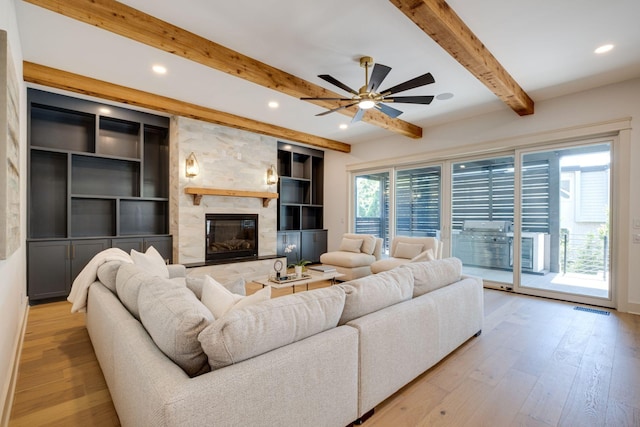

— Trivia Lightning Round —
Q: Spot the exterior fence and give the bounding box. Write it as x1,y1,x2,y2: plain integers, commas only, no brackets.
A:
560,232,609,277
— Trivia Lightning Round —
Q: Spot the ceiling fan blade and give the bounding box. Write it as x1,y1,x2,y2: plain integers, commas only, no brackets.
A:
300,97,354,101
367,63,392,92
315,102,358,117
376,103,403,118
318,74,358,95
384,95,434,105
351,108,366,123
381,72,435,95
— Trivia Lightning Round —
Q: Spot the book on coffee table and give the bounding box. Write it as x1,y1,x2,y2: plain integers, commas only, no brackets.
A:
308,265,337,273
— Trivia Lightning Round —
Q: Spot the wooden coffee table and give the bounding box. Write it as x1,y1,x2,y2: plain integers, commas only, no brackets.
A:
253,271,344,293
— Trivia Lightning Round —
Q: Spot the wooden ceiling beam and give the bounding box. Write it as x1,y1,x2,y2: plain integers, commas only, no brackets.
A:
390,0,534,116
23,62,352,153
24,0,423,139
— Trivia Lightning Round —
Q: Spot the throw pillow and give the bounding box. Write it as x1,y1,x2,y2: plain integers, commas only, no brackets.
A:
411,248,435,263
186,275,246,299
338,267,414,325
339,237,363,253
116,263,180,319
402,257,463,297
198,286,346,370
343,233,377,255
200,275,270,318
394,242,424,259
130,246,169,279
138,281,214,377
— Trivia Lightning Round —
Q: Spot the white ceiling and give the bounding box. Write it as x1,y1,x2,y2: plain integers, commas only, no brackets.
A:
15,0,640,146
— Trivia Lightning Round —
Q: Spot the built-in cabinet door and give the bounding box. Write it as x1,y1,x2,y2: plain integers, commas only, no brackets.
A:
28,241,71,300
300,230,327,263
111,237,144,254
143,236,173,263
70,239,110,283
28,239,109,301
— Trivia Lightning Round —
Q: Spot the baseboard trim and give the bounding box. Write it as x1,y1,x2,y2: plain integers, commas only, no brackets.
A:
625,302,640,315
1,302,29,427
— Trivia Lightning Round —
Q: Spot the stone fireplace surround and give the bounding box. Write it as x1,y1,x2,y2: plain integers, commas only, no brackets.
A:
170,117,284,281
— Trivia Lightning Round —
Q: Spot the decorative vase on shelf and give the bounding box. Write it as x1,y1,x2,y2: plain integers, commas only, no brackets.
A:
294,265,303,277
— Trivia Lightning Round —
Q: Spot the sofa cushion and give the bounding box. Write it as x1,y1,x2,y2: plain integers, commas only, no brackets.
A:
394,242,424,259
138,281,214,377
411,248,435,263
198,286,346,370
97,260,123,293
339,237,364,253
343,233,377,255
370,258,410,274
186,275,246,298
320,251,376,268
338,267,414,325
130,246,169,278
402,257,463,297
200,275,270,318
116,264,167,319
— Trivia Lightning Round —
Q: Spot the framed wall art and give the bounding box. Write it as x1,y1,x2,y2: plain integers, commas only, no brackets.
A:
0,30,20,259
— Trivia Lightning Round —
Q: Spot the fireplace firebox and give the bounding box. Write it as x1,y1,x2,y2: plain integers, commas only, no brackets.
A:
205,214,258,262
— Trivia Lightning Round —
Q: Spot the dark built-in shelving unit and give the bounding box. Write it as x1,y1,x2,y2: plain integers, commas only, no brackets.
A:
276,142,327,265
27,89,172,302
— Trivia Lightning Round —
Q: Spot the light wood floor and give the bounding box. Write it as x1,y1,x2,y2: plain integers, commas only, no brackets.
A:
9,283,640,426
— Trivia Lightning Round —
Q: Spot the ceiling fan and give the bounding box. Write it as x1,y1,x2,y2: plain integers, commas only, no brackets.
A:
301,56,435,122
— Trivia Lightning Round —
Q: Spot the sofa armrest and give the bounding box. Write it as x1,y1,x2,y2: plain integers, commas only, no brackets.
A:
167,264,186,278
373,238,384,260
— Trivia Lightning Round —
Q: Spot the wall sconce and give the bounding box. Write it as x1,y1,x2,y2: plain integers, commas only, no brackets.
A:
185,152,199,178
266,164,279,185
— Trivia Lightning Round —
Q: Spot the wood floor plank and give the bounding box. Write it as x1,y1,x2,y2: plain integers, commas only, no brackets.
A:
463,368,538,427
10,288,640,427
517,361,578,425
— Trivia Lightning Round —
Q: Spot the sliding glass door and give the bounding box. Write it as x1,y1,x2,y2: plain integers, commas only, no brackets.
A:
515,142,612,305
354,171,390,252
353,165,442,255
450,156,515,288
395,166,441,239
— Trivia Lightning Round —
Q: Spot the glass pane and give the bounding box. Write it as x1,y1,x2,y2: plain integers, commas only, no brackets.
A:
354,172,390,252
520,143,610,299
451,156,515,286
395,166,441,238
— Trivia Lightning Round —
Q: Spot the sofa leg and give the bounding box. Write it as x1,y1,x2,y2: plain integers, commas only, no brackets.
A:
353,409,375,425
474,330,482,337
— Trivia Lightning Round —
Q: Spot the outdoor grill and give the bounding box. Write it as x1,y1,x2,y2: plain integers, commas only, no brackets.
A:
453,220,513,269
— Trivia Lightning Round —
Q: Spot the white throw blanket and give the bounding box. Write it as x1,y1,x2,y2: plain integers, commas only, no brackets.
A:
68,247,132,313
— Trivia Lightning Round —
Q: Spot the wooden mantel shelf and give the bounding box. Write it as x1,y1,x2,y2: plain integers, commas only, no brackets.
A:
185,187,278,207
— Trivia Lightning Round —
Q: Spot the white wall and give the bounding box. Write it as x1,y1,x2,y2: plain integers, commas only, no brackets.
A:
0,0,27,419
324,77,640,313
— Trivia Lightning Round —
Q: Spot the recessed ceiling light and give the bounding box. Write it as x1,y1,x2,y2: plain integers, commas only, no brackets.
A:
152,64,167,74
436,92,454,101
594,44,614,54
268,101,279,109
339,124,348,130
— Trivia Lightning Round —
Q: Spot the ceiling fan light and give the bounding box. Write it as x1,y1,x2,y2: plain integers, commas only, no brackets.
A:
358,99,376,110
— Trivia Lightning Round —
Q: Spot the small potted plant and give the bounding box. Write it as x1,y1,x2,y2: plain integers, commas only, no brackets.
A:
284,244,310,277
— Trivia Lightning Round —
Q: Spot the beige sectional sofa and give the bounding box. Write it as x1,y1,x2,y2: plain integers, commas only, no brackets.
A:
84,257,483,426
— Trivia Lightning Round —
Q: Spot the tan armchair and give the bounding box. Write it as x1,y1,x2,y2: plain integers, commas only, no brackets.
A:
370,236,442,274
319,233,383,281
